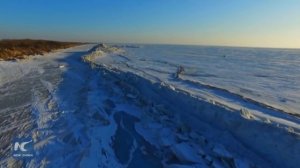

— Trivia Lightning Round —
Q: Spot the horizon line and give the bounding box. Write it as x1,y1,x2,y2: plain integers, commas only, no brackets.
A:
1,38,300,50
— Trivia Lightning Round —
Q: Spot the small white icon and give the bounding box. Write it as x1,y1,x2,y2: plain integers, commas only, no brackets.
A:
14,140,32,152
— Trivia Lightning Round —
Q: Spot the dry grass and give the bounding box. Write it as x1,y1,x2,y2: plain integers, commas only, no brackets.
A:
0,39,82,61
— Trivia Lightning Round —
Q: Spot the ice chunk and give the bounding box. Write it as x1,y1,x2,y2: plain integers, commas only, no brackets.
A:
240,108,256,120
171,143,203,163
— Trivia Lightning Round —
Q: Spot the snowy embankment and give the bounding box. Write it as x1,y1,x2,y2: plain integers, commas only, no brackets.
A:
83,44,300,168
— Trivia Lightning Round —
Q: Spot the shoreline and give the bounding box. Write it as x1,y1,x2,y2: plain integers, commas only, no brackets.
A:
0,39,82,61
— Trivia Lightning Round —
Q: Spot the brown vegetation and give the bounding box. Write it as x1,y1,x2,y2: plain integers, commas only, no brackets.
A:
0,39,82,61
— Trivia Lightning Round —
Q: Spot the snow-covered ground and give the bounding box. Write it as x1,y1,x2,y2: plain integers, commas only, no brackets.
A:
0,44,299,168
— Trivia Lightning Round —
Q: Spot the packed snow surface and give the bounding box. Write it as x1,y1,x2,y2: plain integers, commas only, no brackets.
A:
0,44,299,168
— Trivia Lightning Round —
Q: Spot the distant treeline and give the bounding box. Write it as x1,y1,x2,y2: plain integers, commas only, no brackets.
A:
0,39,82,60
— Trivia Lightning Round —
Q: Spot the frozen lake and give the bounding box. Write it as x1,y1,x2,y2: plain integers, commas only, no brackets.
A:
100,44,300,116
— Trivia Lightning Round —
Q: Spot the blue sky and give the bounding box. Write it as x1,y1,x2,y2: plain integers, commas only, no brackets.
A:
0,0,300,48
